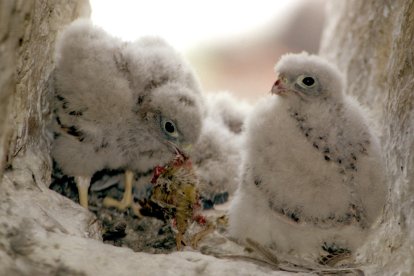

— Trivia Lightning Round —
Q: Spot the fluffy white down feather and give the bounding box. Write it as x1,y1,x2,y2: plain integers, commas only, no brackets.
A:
191,92,252,203
51,19,203,189
229,52,387,261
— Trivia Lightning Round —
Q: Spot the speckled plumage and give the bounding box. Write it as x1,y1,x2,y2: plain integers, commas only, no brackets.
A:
229,52,387,262
51,19,203,208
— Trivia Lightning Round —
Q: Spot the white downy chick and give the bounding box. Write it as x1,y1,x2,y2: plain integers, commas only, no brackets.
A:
205,92,252,134
51,19,203,211
191,92,251,207
228,52,387,262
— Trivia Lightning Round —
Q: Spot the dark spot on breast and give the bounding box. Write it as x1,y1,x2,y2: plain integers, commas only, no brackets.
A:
267,200,277,212
358,142,368,154
290,212,300,222
144,80,156,91
337,158,342,164
144,76,169,91
327,213,336,220
56,116,84,141
56,95,65,101
351,153,357,161
100,141,109,149
55,94,69,109
349,163,356,171
324,155,331,161
67,126,84,141
68,110,83,116
313,143,319,149
304,128,313,137
55,115,62,126
324,147,330,153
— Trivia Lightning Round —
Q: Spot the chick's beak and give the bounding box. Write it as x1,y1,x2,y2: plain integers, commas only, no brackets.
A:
175,144,192,160
166,141,191,159
270,77,287,96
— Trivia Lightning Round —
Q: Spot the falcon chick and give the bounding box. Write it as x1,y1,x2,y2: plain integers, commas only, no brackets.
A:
51,19,203,211
228,52,387,263
204,92,252,135
191,92,251,207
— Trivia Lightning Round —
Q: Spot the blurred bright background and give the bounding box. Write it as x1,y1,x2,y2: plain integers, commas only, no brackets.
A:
90,0,326,102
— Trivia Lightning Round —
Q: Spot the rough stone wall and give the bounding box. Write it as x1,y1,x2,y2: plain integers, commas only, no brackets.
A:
0,0,90,180
0,1,95,274
320,1,414,274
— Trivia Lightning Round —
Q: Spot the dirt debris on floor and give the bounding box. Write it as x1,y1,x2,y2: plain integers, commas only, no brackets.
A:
49,164,228,254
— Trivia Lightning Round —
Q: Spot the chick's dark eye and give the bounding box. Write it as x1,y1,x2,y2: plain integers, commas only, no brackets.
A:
165,121,175,133
302,77,315,86
160,117,179,139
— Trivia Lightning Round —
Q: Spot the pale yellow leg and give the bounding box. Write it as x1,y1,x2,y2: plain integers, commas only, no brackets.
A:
103,170,135,212
75,176,91,209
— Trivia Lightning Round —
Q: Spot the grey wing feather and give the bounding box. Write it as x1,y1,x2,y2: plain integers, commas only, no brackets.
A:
53,19,134,139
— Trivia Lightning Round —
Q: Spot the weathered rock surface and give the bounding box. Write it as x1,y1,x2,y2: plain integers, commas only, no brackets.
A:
320,1,414,274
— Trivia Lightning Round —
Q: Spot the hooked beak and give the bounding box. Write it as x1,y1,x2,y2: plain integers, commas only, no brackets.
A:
151,142,191,184
166,140,190,159
173,146,189,160
270,77,288,96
